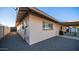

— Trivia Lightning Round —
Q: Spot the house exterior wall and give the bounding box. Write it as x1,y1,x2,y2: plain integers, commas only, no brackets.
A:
62,26,66,32
17,13,62,45
17,15,30,44
17,23,25,39
29,14,61,45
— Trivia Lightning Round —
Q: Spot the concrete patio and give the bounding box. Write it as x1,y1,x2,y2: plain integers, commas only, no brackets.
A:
0,32,79,51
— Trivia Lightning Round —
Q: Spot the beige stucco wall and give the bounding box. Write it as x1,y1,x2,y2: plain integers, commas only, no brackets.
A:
0,26,4,39
17,23,25,39
4,27,10,36
17,14,62,45
0,25,10,39
29,14,61,45
62,26,66,32
17,16,30,44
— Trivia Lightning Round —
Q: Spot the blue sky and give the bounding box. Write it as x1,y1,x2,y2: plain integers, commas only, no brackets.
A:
0,7,16,27
38,7,79,22
0,7,79,27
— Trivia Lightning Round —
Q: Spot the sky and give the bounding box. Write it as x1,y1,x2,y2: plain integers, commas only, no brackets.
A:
38,7,79,22
0,7,16,27
0,7,79,27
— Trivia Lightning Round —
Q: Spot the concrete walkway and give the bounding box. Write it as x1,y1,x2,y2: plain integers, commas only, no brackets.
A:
59,35,79,40
0,32,29,51
0,32,79,51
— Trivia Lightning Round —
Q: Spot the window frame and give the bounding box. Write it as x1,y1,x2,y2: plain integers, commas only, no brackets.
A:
42,21,53,30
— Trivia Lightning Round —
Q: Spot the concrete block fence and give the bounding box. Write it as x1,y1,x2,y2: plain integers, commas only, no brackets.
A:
0,25,10,39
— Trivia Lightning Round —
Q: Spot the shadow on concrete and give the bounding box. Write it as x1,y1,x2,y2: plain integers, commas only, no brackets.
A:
0,32,79,51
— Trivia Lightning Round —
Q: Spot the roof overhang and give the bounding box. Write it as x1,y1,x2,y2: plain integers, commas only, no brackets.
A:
16,7,61,26
16,7,79,27
16,7,29,26
62,22,79,26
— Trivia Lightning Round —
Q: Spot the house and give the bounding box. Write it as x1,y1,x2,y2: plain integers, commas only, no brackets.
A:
0,24,10,39
16,7,64,45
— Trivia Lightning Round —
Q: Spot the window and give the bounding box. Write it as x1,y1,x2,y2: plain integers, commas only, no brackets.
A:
43,22,53,30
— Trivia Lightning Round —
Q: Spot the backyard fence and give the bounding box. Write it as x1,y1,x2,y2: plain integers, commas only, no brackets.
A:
0,25,10,39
